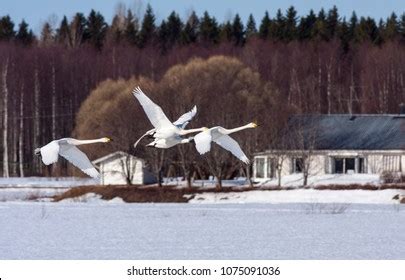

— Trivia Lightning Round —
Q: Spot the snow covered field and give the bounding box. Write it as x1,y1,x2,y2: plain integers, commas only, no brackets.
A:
0,177,98,188
0,202,404,259
189,189,405,204
0,177,97,201
257,173,381,187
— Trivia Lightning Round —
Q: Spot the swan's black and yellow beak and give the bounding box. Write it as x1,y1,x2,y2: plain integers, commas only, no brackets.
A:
105,137,113,142
251,122,258,128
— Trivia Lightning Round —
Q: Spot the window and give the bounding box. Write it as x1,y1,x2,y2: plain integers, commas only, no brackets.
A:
346,158,355,173
292,158,304,173
254,158,266,178
332,157,365,174
268,158,277,178
334,158,344,173
358,158,365,173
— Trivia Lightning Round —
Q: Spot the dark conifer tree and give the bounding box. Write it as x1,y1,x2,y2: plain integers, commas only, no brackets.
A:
219,21,232,43
258,11,271,39
85,10,108,50
298,9,316,40
16,20,34,46
231,14,245,45
56,16,71,46
312,8,328,41
0,15,15,41
269,9,284,40
338,18,350,51
375,19,385,45
284,6,298,41
199,11,219,44
180,11,199,44
400,13,405,42
124,10,138,45
166,11,183,46
326,5,339,39
348,11,358,41
355,17,378,43
158,20,169,52
245,14,257,39
138,4,156,48
384,12,399,40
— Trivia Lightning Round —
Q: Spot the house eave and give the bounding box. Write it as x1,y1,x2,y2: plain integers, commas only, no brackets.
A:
254,149,405,156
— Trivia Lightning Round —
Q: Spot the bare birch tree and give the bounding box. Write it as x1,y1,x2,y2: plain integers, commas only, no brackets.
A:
19,83,25,177
1,58,9,177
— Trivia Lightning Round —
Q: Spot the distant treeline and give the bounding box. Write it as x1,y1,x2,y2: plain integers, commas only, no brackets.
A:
0,5,405,49
0,4,405,178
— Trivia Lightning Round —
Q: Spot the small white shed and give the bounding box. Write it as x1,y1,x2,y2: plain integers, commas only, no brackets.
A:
92,151,156,185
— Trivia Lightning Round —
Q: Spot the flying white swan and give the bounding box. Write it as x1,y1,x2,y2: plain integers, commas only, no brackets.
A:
132,86,206,148
34,137,112,178
133,104,197,148
146,136,194,149
193,123,257,164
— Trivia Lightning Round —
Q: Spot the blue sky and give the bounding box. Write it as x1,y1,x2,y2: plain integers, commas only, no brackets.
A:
2,0,404,34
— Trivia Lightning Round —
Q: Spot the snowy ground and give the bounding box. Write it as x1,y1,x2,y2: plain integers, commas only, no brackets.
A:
256,173,381,187
0,177,98,188
166,174,381,188
0,175,402,204
0,202,404,259
0,177,98,201
189,189,405,204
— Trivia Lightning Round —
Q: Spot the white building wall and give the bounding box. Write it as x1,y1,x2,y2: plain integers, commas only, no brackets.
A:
308,155,325,176
100,156,145,185
253,150,405,181
367,154,383,174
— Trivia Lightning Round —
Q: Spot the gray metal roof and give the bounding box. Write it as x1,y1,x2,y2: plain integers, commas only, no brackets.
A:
286,114,405,150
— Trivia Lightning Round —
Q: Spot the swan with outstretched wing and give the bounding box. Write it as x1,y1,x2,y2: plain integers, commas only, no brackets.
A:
35,137,112,178
194,123,257,164
132,87,205,148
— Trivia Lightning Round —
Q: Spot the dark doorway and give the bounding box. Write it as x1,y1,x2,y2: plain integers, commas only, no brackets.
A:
345,158,355,173
334,158,344,173
294,158,304,173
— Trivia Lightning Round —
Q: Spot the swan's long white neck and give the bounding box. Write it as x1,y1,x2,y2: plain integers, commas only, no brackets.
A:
70,138,107,145
179,127,206,135
222,124,254,135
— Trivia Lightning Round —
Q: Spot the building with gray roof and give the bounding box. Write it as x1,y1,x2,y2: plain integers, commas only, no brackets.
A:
253,114,405,183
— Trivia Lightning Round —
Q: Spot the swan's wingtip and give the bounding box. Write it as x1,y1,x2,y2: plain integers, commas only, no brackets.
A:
132,86,142,95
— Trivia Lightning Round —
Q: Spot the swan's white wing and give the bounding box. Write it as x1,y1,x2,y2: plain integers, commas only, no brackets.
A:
59,144,100,178
132,87,173,129
194,130,212,155
173,105,197,128
213,135,250,164
40,141,60,165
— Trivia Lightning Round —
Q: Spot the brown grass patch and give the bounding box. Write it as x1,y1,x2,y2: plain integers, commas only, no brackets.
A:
53,185,192,203
52,184,263,203
52,183,405,203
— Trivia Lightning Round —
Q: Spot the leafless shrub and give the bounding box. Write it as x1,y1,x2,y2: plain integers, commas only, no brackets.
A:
380,171,401,184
